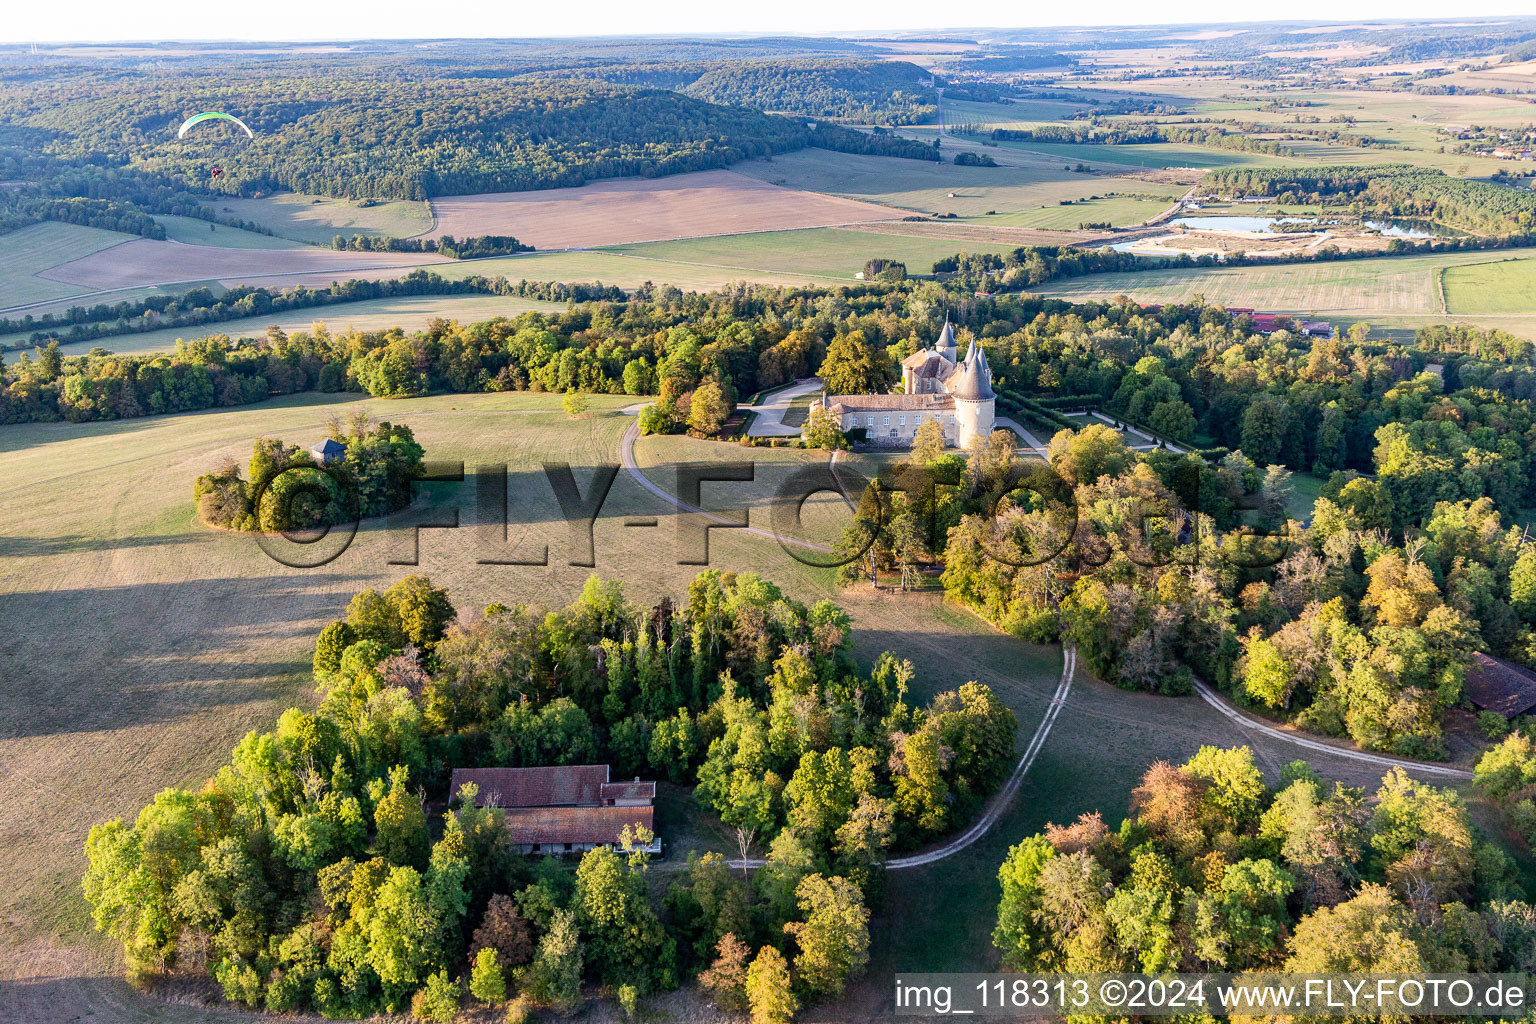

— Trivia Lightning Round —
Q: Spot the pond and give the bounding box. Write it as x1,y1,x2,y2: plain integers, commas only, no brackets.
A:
1170,215,1291,232
1361,218,1444,239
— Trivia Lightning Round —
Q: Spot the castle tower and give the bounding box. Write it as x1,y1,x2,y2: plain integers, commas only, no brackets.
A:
949,340,996,449
935,319,957,363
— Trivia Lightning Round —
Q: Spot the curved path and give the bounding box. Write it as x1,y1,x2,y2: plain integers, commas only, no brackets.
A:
1194,679,1472,780
619,416,1079,868
887,646,1075,869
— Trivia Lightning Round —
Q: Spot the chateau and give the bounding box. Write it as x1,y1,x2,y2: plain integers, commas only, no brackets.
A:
812,321,996,448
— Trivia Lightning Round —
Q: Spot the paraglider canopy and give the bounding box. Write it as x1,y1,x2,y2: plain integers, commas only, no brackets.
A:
177,112,254,139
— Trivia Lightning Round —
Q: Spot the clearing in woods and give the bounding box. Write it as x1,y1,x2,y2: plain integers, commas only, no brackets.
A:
150,215,305,250
424,168,898,249
209,192,435,245
0,395,1501,1023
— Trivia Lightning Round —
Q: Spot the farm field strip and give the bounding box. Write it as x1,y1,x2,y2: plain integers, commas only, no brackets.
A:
0,222,141,308
1033,248,1536,315
424,168,900,249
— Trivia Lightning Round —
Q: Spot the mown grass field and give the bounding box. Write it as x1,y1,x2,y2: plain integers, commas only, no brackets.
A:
1034,247,1536,315
151,215,305,250
0,222,135,309
733,148,1187,219
428,247,845,292
600,226,1018,279
211,192,435,245
1443,256,1536,316
0,394,1504,1023
963,194,1173,229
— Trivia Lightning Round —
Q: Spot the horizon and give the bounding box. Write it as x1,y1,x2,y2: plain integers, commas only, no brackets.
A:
6,4,1536,45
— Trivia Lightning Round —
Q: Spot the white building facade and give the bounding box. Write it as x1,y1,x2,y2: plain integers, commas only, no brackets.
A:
812,321,996,449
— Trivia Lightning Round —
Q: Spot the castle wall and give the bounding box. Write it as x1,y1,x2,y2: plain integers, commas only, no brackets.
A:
954,398,995,449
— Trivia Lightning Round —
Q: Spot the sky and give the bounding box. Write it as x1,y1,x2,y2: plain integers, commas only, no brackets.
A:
3,0,1534,43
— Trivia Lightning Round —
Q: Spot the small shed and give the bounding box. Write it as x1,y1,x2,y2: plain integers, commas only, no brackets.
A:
1464,652,1536,720
310,438,347,465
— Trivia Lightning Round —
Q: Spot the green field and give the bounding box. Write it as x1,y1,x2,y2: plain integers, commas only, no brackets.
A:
152,214,306,250
0,222,135,308
733,148,1187,218
210,192,434,244
600,225,1020,279
1443,256,1536,315
427,247,847,292
964,194,1173,229
1035,247,1536,315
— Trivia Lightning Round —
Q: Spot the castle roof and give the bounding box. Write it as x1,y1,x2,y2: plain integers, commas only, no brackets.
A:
948,341,996,402
826,393,955,414
936,320,956,353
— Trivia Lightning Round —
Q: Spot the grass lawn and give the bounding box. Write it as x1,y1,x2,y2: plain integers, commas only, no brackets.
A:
0,222,136,309
152,215,306,250
210,192,434,245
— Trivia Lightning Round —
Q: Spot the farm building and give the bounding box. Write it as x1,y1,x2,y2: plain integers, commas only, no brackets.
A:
449,765,660,855
309,438,347,464
1463,652,1536,720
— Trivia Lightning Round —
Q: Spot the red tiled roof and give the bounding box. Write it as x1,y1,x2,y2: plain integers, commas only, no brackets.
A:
601,780,657,802
504,804,654,846
827,393,955,414
1464,652,1536,720
450,765,609,808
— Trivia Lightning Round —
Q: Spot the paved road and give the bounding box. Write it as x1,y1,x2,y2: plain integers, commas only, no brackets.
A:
1194,679,1473,780
740,378,824,437
995,415,1050,456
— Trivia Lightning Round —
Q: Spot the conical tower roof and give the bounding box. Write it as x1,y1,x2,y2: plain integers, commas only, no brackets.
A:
950,340,996,401
935,319,956,358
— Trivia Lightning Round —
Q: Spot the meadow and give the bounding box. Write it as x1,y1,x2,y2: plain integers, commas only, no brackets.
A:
39,293,568,356
0,222,135,309
733,148,1188,219
599,225,1022,279
211,192,435,245
0,392,1481,1024
1442,255,1536,316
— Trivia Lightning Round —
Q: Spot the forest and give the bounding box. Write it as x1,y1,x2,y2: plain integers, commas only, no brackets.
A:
0,59,935,203
995,747,1532,978
1204,165,1536,236
552,59,941,125
83,572,1016,1020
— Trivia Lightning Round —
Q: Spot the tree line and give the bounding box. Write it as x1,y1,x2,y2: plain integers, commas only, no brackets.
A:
997,746,1531,979
1205,164,1536,236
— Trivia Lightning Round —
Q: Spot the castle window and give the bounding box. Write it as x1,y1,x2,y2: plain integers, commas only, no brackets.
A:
883,416,890,426
898,416,905,426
